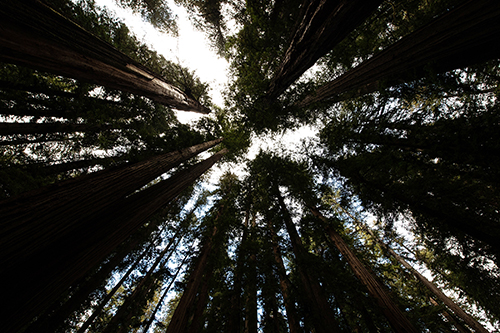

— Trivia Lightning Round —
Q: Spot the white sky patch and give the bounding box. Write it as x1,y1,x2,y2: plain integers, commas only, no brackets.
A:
95,0,229,121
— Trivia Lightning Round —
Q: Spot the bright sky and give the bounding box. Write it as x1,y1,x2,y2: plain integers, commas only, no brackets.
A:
95,0,229,123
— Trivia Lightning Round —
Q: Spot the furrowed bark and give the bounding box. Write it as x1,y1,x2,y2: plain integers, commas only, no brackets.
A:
268,0,383,99
276,190,342,333
297,0,500,108
0,1,210,114
0,138,223,269
3,148,228,333
309,206,418,333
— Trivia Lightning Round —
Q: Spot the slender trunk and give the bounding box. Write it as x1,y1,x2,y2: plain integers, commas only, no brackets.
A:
103,228,185,333
245,217,258,333
3,148,228,333
141,251,190,333
267,219,301,333
297,0,500,108
276,190,341,333
267,0,383,99
226,208,250,333
0,138,223,269
0,1,210,113
429,297,472,333
309,206,418,333
165,207,223,333
0,121,117,135
342,208,488,333
27,223,169,333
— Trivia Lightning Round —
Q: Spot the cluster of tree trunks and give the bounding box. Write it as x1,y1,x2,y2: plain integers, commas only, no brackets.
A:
1,141,226,333
0,0,210,113
267,0,383,100
296,0,500,108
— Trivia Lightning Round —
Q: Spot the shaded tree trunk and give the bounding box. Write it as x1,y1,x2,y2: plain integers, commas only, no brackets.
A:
141,251,190,333
267,0,383,99
309,206,418,333
102,227,185,333
0,138,223,269
267,219,301,333
342,208,488,333
276,190,342,333
0,121,116,135
297,0,500,108
165,206,223,333
3,148,228,333
0,0,210,114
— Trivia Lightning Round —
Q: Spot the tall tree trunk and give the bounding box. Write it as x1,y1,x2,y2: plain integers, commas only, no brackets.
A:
0,1,210,114
268,220,301,333
309,206,418,333
102,227,185,333
245,217,258,333
226,208,250,333
267,0,383,99
0,121,117,135
276,190,342,333
429,297,472,333
142,251,190,333
3,148,228,333
297,0,500,108
0,138,223,269
341,207,488,333
165,206,223,333
27,222,169,333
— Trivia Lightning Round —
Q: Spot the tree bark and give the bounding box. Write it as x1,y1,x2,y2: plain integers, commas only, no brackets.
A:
142,251,190,333
3,148,228,333
165,206,223,333
0,121,117,135
267,219,301,333
276,190,342,333
102,228,185,333
267,0,383,99
342,208,488,333
0,138,223,269
309,206,418,333
0,1,210,114
297,0,500,108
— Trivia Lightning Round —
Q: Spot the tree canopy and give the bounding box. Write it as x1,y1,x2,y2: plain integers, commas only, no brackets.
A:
1,0,499,332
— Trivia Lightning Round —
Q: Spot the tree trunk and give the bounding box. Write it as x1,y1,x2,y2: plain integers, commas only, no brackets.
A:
142,251,190,333
0,1,210,114
3,148,228,333
27,222,169,333
342,208,488,333
297,0,500,108
309,206,418,333
102,228,185,333
309,207,418,333
276,190,342,333
267,0,383,99
0,121,116,135
429,297,472,333
165,207,223,333
267,219,301,333
0,138,223,269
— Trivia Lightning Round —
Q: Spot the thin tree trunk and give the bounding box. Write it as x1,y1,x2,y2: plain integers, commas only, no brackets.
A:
103,227,185,333
429,297,472,333
276,190,341,333
245,216,258,333
165,206,223,333
0,121,116,135
0,138,223,269
0,1,210,114
297,0,500,108
27,222,169,333
141,251,190,333
341,207,488,333
3,148,228,333
267,219,301,333
309,206,418,333
267,0,383,99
